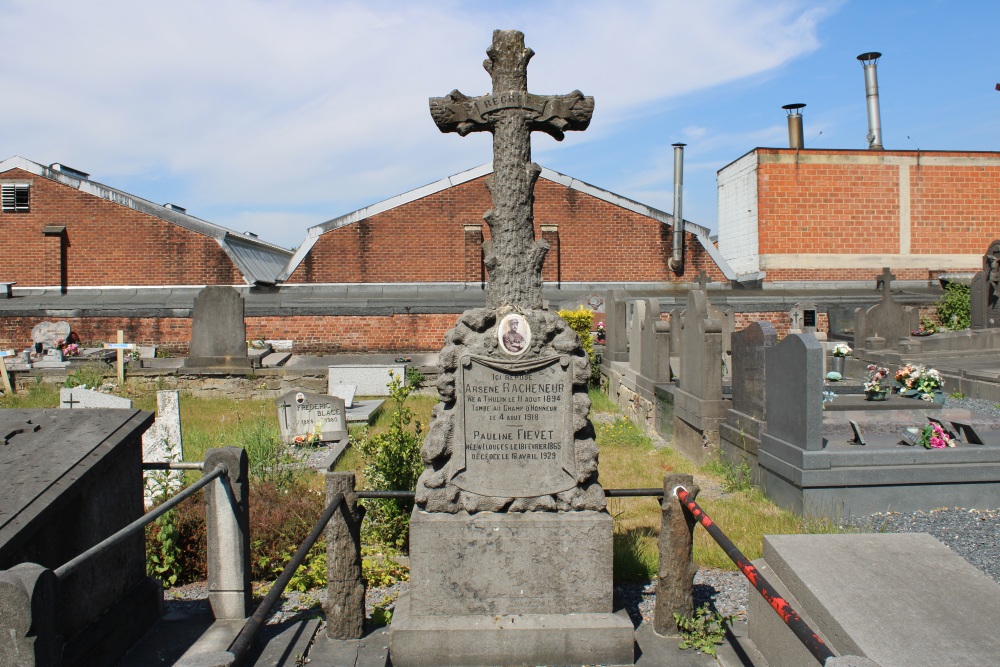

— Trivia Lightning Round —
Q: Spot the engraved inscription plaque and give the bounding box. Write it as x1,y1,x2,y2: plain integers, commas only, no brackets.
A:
453,355,576,497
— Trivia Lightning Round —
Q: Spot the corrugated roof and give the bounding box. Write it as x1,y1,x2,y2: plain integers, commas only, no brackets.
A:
0,156,294,285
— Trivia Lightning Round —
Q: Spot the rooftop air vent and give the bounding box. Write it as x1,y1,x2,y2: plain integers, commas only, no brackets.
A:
49,163,90,180
164,203,187,214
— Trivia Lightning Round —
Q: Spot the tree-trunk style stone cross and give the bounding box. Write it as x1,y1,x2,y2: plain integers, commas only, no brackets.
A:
430,30,593,309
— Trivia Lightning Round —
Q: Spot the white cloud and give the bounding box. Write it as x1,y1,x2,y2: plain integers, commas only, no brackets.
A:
0,0,830,244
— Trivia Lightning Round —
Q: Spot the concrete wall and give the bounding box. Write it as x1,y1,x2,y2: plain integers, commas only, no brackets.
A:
716,151,759,276
0,167,244,288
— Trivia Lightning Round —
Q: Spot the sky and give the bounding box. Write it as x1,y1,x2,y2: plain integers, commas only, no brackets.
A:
3,0,999,248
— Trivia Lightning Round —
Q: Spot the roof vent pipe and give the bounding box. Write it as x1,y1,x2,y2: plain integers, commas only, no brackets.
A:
668,143,686,273
782,103,806,149
857,52,884,150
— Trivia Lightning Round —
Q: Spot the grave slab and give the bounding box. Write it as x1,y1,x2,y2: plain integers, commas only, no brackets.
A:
60,387,133,409
328,365,405,396
0,408,158,666
346,399,383,424
750,533,1000,667
329,384,357,408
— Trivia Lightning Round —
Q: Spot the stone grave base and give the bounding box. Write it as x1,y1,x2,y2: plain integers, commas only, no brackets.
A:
184,356,252,369
390,592,634,667
390,510,634,667
748,534,1000,666
759,428,1000,518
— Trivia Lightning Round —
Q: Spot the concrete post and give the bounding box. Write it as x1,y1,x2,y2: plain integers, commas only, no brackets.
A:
324,472,366,639
204,447,251,620
653,473,700,636
0,563,61,667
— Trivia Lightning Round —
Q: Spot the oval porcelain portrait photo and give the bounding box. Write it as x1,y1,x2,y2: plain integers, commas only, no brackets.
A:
497,313,530,356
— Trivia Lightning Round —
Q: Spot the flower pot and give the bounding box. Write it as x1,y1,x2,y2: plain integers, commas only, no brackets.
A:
865,388,890,401
831,356,846,375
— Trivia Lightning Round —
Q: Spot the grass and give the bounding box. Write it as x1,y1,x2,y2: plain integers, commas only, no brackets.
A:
5,379,842,582
590,387,843,578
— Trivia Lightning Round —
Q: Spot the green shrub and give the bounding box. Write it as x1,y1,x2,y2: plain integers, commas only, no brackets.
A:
936,282,971,330
557,307,594,356
356,371,423,550
559,307,601,386
405,366,424,389
64,363,108,389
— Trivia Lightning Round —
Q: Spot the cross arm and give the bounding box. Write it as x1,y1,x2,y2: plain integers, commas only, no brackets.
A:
429,89,489,136
430,89,594,140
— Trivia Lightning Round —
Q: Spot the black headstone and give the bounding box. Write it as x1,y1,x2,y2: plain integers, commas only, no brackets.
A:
731,321,778,420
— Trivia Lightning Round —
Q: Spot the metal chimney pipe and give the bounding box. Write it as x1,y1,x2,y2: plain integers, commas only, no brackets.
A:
668,143,686,273
783,103,806,149
857,52,884,150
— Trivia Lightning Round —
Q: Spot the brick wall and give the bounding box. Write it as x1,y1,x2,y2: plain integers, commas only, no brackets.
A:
0,313,460,354
289,174,725,284
719,149,1000,282
757,157,900,255
0,168,243,287
909,163,1000,254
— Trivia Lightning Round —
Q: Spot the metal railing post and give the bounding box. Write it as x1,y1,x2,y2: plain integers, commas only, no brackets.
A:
654,473,700,635
204,447,251,620
0,563,61,666
324,471,365,639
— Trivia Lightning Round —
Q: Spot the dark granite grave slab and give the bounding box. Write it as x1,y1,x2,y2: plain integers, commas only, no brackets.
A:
0,408,158,666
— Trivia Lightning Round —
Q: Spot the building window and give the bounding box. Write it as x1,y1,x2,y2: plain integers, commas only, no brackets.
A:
1,183,29,212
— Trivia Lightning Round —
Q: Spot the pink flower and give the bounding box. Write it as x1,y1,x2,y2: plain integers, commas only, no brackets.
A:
929,436,946,448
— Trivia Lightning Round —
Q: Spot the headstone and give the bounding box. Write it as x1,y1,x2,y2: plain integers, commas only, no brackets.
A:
628,298,660,391
970,271,987,329
141,391,184,507
30,321,71,349
328,365,405,397
679,291,722,402
394,30,631,667
731,322,778,420
764,334,824,450
185,286,250,368
59,387,133,409
853,267,919,350
141,391,182,461
276,391,348,445
790,302,818,334
671,290,728,464
328,384,357,409
603,290,628,362
668,307,683,379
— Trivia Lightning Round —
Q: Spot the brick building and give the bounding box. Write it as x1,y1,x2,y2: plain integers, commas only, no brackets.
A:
283,164,731,287
717,148,1000,285
0,156,293,289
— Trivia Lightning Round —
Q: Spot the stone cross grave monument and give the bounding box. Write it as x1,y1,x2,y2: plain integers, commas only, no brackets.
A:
390,30,633,667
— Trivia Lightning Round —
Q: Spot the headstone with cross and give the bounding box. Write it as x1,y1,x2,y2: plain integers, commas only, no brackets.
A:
694,269,710,291
876,266,896,300
395,31,633,667
104,330,135,384
430,30,593,310
854,266,918,350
